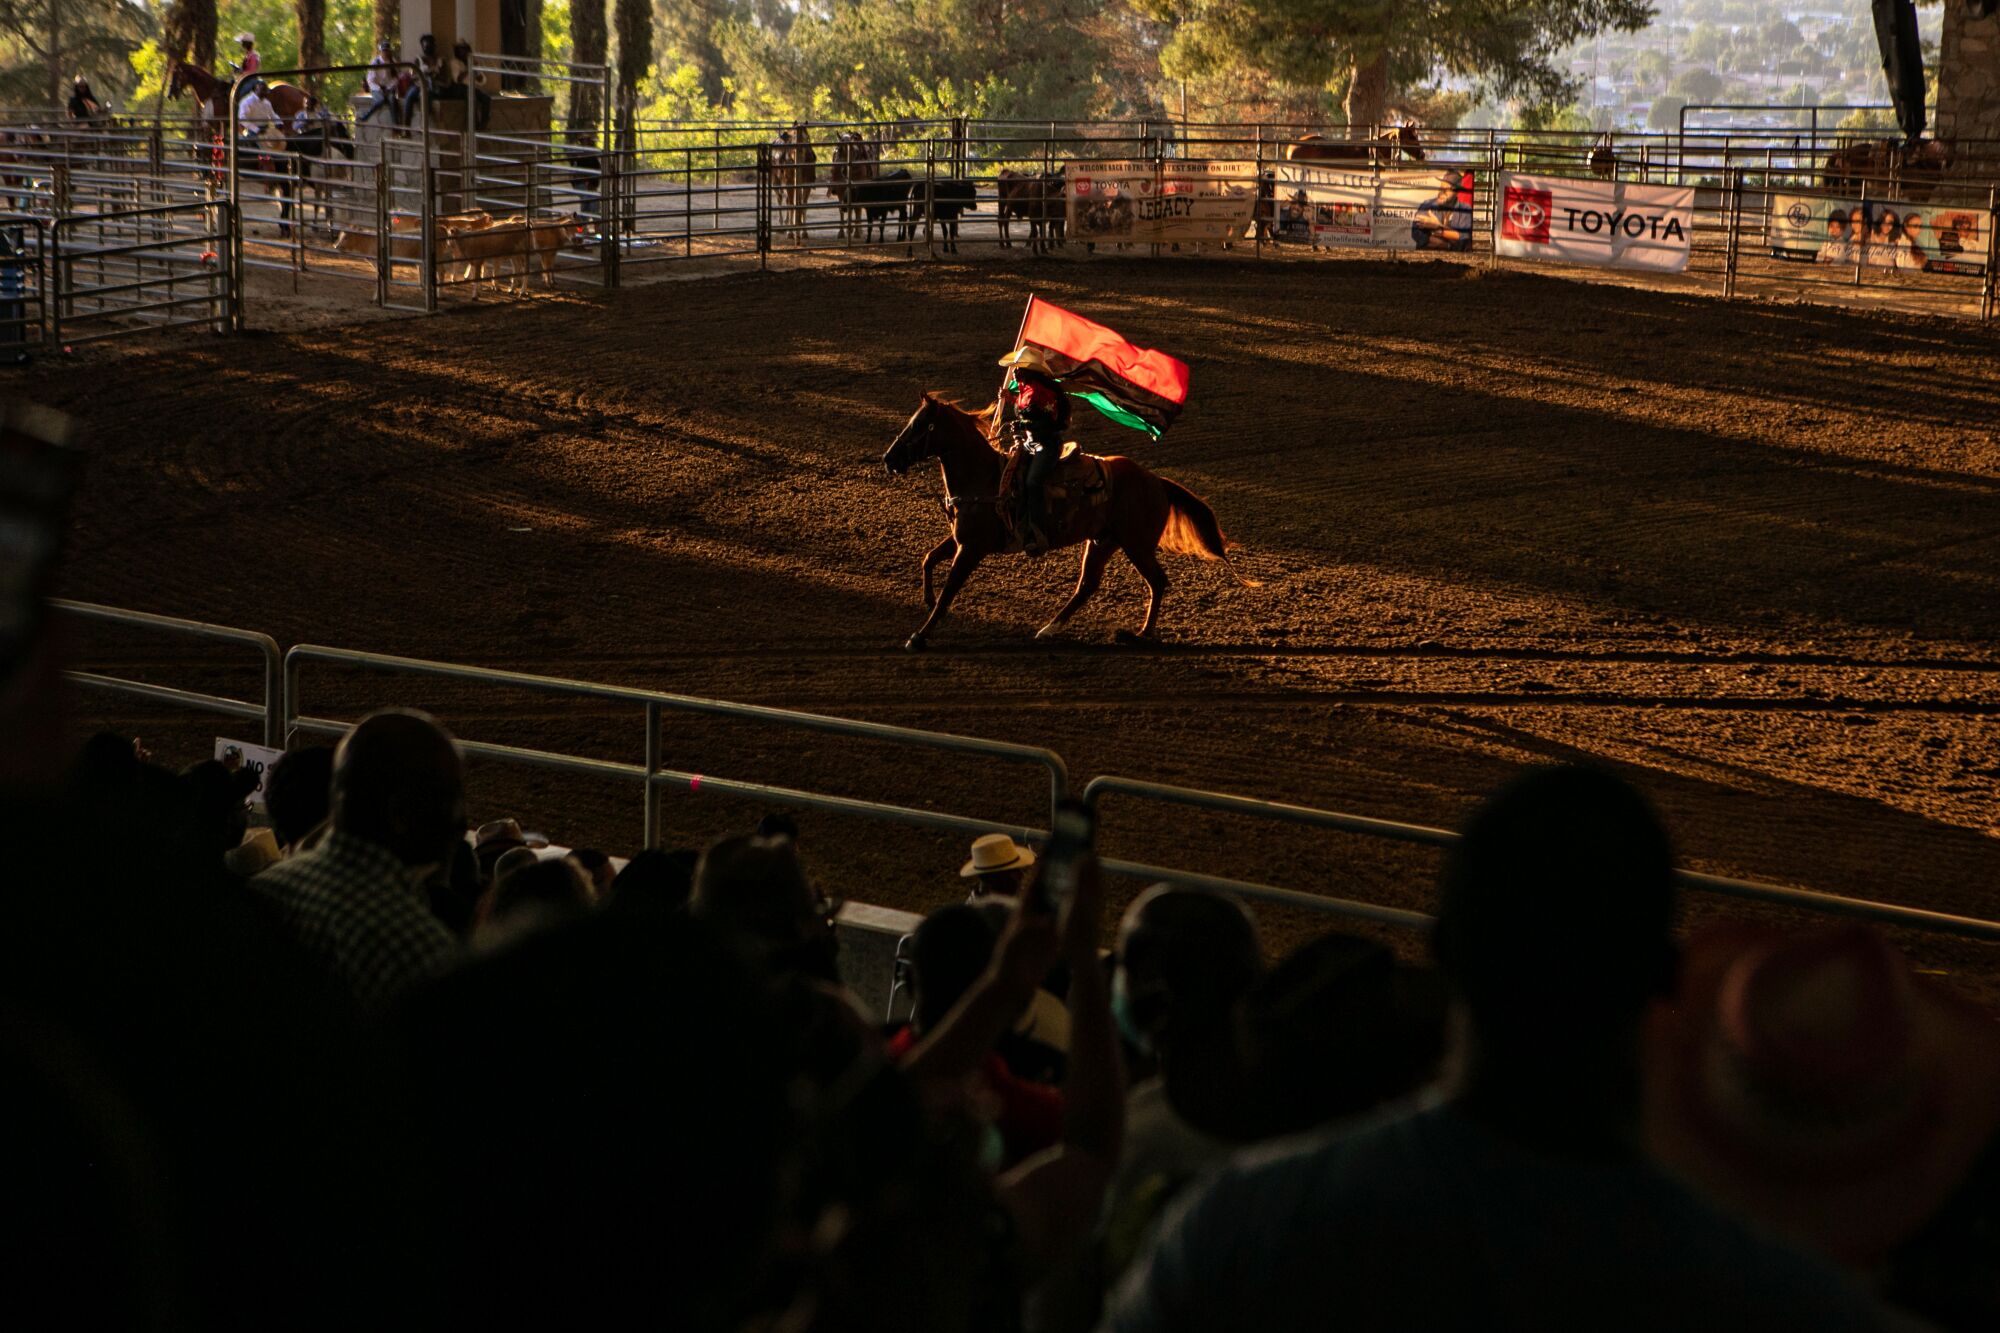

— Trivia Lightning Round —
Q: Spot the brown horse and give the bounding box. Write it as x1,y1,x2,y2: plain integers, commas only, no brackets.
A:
1821,137,1949,201
169,57,310,128
882,395,1255,650
773,124,817,239
1287,125,1425,165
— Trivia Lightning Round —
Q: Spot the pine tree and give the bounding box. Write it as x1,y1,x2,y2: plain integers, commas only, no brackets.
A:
295,0,327,82
162,0,219,67
0,0,149,104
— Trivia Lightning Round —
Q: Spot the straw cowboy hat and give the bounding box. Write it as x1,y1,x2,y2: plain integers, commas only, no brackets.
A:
236,32,256,44
995,344,1062,377
1643,921,2000,1266
961,833,1035,878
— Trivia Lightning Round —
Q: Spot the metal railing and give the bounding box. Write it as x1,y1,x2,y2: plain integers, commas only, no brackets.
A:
55,600,282,747
54,601,2000,944
1082,775,2000,942
282,645,1069,850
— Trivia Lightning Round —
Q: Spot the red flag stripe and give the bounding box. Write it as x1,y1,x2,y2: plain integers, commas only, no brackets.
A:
1019,297,1189,407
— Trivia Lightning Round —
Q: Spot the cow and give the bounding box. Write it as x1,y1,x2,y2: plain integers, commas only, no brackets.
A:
997,167,1065,253
924,177,977,253
853,168,915,243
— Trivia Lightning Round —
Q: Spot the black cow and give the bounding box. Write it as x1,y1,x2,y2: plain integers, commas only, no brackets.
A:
854,168,914,243
924,178,977,252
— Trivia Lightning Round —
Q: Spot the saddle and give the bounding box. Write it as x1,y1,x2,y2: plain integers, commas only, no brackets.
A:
999,442,1112,549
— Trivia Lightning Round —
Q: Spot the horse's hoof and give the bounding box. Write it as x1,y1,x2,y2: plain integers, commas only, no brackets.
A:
1114,629,1156,648
1035,622,1060,641
905,635,928,653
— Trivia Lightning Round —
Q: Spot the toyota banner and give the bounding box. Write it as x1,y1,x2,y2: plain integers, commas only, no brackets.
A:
1495,173,1696,273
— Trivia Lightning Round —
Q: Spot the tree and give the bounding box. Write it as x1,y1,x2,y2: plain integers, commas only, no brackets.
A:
1632,46,1669,92
718,0,1109,122
1668,65,1722,104
1137,0,1655,135
1646,92,1684,130
0,0,148,103
568,0,604,133
295,0,326,80
163,0,219,66
613,0,647,111
1684,20,1726,64
373,0,393,46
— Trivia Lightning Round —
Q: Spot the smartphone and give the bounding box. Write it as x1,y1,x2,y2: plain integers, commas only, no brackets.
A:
1032,798,1096,915
0,401,80,690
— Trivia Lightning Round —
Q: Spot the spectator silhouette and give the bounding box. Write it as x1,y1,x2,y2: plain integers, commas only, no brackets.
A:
476,854,593,948
1239,932,1446,1139
1105,765,1893,1333
607,846,698,915
264,744,333,854
690,831,839,986
888,902,1065,1169
254,709,464,1016
1096,887,1262,1284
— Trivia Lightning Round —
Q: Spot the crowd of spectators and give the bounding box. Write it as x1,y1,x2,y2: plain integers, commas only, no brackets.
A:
4,702,1996,1332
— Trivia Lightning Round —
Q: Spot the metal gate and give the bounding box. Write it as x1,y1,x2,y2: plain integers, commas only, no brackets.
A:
50,201,234,345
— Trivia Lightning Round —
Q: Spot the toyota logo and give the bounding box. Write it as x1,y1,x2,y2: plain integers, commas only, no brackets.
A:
1506,196,1546,232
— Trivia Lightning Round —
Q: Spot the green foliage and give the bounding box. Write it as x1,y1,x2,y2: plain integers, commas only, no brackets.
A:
1645,92,1684,130
0,0,151,104
1667,66,1722,104
714,0,1113,122
128,0,377,105
1140,0,1654,127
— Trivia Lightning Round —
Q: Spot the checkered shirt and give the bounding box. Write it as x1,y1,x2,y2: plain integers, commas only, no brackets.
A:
255,830,457,1015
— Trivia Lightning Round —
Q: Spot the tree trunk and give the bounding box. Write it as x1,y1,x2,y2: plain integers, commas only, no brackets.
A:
522,0,542,91
569,0,606,138
1343,50,1389,137
613,0,649,104
296,0,327,87
373,0,398,49
192,0,217,67
46,0,60,109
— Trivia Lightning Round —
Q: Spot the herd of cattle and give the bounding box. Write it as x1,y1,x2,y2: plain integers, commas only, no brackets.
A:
333,210,576,294
773,125,1070,253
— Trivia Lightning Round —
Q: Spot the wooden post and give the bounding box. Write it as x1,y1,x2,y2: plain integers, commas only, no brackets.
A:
1724,167,1743,299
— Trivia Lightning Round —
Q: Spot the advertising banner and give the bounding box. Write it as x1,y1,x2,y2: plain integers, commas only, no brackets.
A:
1768,194,1988,276
1068,160,1257,244
1272,164,1478,252
1495,174,1695,272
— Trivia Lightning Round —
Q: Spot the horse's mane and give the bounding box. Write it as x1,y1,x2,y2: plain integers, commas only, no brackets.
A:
925,393,1000,438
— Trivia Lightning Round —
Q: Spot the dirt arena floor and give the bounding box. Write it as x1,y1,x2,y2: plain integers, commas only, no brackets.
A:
23,254,2000,997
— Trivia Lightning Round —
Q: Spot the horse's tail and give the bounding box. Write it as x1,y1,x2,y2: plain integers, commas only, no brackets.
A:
1157,477,1262,588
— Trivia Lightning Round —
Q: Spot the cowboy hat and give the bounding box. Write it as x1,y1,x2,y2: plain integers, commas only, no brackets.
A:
960,833,1035,878
236,32,255,44
1643,921,2000,1266
996,344,1063,376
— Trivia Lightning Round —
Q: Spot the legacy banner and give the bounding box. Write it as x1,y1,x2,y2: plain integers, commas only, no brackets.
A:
1767,194,1989,275
1495,174,1696,272
1068,160,1257,244
1271,164,1478,252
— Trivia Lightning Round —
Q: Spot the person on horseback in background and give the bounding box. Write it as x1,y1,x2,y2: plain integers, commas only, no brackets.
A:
231,32,263,96
999,351,1071,554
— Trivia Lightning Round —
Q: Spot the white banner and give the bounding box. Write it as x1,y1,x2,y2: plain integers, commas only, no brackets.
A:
215,738,284,811
1272,164,1478,252
1495,173,1695,272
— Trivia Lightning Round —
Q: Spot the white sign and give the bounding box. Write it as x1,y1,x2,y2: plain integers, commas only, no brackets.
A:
1495,173,1695,272
215,738,285,811
1273,164,1478,253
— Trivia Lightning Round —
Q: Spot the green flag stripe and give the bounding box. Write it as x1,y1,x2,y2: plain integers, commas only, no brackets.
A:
1074,390,1162,439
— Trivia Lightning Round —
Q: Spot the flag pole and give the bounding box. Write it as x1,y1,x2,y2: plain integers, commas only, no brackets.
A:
993,293,1036,437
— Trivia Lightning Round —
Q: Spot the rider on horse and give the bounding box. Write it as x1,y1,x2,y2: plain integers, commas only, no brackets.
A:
231,32,263,95
998,347,1070,554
